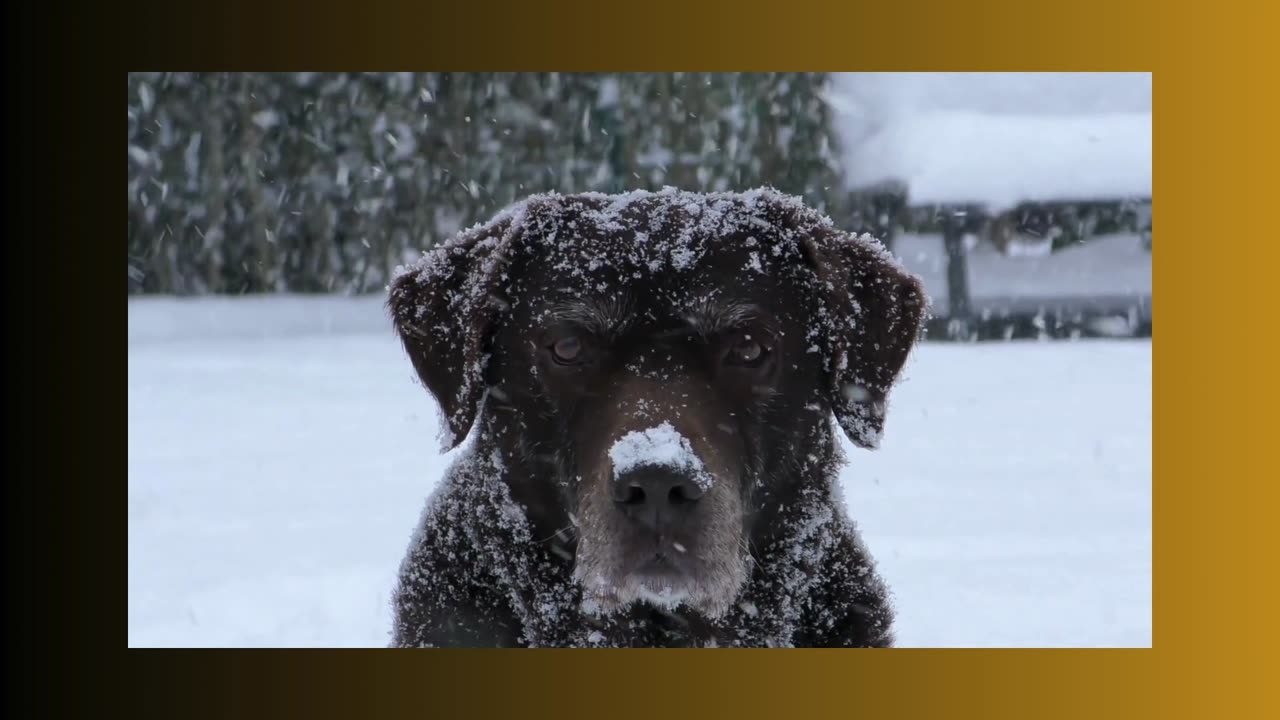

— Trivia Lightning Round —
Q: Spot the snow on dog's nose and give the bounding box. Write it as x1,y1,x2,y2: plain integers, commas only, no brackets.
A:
608,423,712,531
608,422,713,490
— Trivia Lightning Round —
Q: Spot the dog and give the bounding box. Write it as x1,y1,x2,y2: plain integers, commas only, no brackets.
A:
386,188,927,647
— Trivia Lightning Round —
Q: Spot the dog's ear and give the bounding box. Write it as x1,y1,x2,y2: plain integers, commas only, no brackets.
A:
800,227,928,450
387,217,518,451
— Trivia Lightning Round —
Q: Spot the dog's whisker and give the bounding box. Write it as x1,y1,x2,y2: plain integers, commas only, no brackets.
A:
534,523,578,544
398,321,430,339
549,543,575,562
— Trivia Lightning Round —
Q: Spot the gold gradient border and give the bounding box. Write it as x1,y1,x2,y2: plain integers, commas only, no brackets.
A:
121,0,1158,70
103,0,1279,716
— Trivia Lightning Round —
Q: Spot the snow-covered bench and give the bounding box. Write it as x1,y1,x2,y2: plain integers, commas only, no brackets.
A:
828,73,1152,340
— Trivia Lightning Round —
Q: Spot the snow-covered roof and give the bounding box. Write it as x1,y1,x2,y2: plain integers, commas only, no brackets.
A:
829,73,1152,211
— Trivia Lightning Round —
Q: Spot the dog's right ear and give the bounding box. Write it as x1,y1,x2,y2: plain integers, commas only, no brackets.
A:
798,225,929,451
387,218,517,451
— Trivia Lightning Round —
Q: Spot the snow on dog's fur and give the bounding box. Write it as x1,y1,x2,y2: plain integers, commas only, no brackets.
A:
387,188,927,647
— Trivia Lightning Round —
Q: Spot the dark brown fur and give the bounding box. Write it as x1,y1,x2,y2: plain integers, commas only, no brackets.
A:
387,189,926,647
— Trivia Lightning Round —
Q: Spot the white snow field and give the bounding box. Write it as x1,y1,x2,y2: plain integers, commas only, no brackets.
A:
128,296,1151,647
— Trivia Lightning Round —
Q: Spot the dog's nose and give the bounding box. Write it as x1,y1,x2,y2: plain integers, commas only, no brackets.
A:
612,466,704,528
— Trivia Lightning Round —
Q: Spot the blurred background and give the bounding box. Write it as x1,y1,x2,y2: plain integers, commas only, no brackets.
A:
127,72,1151,341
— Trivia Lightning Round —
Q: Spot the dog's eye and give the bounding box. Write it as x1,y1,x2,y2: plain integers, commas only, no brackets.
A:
550,336,583,365
726,335,766,366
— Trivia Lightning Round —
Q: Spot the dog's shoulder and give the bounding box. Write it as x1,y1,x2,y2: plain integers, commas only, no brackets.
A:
391,446,525,647
734,486,896,648
392,442,596,648
793,520,896,648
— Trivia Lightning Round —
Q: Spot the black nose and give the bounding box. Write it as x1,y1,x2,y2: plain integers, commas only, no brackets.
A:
612,466,705,529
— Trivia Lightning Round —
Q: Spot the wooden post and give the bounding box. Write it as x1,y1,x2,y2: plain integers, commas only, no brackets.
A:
874,191,901,256
943,209,972,340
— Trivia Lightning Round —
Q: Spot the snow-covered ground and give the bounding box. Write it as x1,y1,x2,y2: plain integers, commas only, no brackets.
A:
128,296,1151,647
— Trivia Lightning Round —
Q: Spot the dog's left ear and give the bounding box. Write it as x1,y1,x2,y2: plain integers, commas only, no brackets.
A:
387,218,517,451
800,228,929,450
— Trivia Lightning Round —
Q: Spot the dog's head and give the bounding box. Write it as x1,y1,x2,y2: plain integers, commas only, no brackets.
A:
389,189,926,618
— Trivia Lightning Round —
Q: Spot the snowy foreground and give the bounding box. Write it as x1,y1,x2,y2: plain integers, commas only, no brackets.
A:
128,297,1151,647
